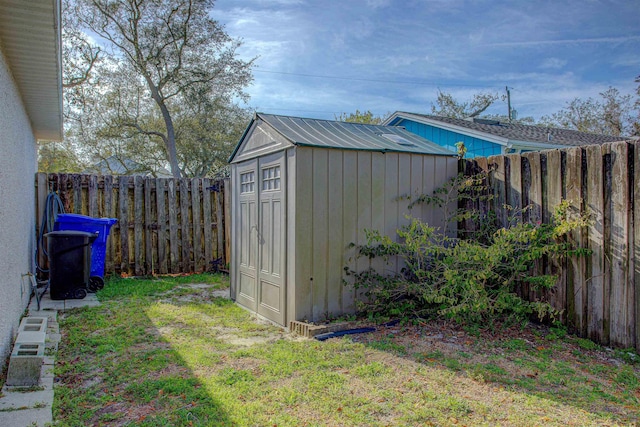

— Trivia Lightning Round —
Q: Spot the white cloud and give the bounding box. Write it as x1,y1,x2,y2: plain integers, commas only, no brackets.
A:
215,0,639,122
539,58,567,70
485,35,640,48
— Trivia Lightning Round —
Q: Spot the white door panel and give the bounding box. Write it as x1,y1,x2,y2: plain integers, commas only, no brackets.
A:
234,153,286,325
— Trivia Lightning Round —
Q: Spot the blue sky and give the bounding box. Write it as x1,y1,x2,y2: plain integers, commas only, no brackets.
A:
215,0,640,121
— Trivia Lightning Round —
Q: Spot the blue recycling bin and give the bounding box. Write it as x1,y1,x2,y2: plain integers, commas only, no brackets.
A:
54,214,117,290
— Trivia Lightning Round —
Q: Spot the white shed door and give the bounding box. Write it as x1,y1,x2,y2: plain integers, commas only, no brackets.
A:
236,152,286,325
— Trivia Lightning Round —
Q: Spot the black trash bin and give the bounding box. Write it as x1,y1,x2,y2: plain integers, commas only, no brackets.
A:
46,231,97,300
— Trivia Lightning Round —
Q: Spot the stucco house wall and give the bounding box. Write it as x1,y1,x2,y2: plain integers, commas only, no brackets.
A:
0,48,37,362
0,0,63,367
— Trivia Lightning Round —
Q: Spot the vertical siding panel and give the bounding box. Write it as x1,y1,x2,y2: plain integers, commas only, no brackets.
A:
586,145,605,342
356,152,372,302
410,155,423,214
296,148,314,321
610,142,631,347
384,154,399,274
342,151,358,315
371,153,386,276
435,157,456,235
545,150,565,318
422,156,436,228
285,150,296,324
397,154,412,229
565,147,585,335
312,149,328,320
224,178,231,265
215,183,225,263
327,150,343,317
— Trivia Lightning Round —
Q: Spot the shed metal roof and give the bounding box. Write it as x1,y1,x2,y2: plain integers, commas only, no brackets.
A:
0,0,63,141
385,112,631,147
230,113,456,162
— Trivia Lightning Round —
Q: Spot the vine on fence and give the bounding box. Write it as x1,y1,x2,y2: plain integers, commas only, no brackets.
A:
346,172,591,328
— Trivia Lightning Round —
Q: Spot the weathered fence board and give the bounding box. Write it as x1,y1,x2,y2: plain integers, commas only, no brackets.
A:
462,140,639,351
192,178,203,273
585,145,605,343
35,173,229,277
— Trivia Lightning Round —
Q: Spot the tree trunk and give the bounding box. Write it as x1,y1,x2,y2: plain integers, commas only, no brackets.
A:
145,77,182,178
157,101,182,178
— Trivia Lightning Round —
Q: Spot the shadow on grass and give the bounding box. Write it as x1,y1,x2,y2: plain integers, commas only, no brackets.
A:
54,275,232,426
357,323,640,425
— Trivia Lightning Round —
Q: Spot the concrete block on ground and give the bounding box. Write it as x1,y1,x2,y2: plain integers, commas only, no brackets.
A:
0,405,52,427
5,343,45,387
0,387,52,411
18,317,48,334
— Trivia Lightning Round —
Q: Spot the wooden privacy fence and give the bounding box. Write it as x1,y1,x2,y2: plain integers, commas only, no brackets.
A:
461,140,640,351
35,173,231,277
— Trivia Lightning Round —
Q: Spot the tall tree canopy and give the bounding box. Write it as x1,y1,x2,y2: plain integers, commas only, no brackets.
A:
539,87,637,137
335,110,387,125
430,90,502,119
63,0,253,177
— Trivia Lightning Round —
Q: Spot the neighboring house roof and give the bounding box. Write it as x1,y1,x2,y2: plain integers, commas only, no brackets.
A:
229,113,455,162
0,0,63,141
384,112,631,150
84,155,173,177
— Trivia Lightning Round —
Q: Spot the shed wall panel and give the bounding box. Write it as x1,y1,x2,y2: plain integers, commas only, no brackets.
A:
327,150,345,317
312,149,329,320
292,147,457,322
294,148,314,321
341,150,359,315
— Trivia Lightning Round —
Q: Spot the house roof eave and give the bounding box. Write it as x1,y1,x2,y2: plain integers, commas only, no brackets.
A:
0,0,63,141
385,111,509,147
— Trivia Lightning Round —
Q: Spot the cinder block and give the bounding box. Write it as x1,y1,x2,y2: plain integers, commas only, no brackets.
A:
19,316,48,331
16,317,48,344
15,330,46,344
6,343,45,386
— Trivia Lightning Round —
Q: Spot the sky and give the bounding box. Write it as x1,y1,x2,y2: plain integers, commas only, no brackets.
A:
213,0,640,122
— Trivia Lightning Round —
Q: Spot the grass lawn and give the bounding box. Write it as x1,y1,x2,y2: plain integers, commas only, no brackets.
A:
53,273,640,426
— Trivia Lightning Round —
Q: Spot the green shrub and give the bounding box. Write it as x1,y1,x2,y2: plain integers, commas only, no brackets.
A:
347,173,590,328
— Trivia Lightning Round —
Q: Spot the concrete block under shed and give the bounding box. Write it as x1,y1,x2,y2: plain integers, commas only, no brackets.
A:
6,343,45,386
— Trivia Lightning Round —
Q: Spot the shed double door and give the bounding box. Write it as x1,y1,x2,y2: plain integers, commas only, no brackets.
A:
236,152,286,325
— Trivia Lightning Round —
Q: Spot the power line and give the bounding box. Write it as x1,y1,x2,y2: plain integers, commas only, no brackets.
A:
253,68,498,88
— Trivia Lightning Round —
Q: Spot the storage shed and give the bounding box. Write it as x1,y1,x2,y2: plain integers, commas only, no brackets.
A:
229,113,458,327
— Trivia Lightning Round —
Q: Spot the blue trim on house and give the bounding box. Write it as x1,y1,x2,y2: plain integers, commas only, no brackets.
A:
393,118,503,158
